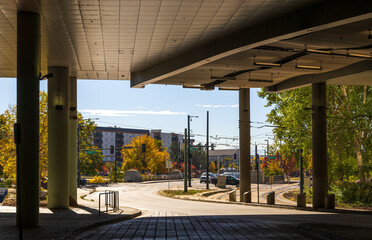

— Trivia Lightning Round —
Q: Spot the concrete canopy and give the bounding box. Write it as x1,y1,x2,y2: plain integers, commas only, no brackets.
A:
1,0,372,91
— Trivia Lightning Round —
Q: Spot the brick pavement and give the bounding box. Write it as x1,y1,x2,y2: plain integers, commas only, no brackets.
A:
73,212,316,240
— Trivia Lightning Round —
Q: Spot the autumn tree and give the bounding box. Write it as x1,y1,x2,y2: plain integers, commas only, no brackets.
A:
209,161,217,173
121,135,169,174
0,92,101,180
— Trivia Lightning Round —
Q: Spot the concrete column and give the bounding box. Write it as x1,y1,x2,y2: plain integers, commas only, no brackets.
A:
239,88,251,202
48,66,69,209
312,82,327,208
16,11,40,227
68,76,78,206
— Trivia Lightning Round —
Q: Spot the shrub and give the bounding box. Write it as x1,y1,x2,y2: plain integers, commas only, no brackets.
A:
90,175,103,184
337,182,372,206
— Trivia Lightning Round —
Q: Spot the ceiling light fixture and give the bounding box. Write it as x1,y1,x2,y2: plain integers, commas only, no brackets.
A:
306,49,332,54
218,87,239,91
347,52,372,59
254,61,281,67
253,56,281,67
183,85,204,89
295,65,322,70
210,76,236,81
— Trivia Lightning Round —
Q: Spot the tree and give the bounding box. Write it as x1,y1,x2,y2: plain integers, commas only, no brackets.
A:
258,85,372,183
0,92,101,180
0,92,48,180
121,135,169,174
78,113,104,176
168,140,180,164
209,161,217,173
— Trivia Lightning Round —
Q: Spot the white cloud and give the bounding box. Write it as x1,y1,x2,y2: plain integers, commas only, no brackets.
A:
195,104,238,108
80,109,186,117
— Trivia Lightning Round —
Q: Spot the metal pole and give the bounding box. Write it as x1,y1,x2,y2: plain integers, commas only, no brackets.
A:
255,143,259,203
188,115,192,187
206,111,210,189
265,139,269,167
184,128,188,192
300,149,304,194
114,156,117,183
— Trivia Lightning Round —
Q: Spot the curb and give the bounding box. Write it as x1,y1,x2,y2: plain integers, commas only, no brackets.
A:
158,191,372,215
57,209,142,239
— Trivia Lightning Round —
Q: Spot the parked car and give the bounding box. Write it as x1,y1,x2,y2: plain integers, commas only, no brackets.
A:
210,175,239,187
200,172,216,183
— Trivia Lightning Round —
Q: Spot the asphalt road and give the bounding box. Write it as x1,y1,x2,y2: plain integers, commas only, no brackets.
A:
76,180,372,239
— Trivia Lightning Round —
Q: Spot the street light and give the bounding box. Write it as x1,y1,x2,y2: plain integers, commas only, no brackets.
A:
187,115,198,187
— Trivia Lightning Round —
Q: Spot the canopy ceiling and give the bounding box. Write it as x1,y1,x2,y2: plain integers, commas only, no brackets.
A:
3,0,372,91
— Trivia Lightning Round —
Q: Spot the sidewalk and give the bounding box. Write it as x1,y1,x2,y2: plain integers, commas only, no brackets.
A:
0,188,141,240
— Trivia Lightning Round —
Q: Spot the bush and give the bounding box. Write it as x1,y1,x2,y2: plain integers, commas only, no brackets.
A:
337,182,372,206
90,175,103,184
0,178,13,188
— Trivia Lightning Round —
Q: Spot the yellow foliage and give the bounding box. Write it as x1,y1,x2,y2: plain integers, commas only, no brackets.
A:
121,135,169,174
209,162,216,173
90,175,103,183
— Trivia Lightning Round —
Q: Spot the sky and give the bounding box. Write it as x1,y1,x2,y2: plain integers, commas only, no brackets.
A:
0,78,274,154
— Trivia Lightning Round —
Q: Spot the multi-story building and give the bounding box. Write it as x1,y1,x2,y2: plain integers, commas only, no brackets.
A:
150,129,183,152
94,126,149,162
94,127,184,163
208,149,240,169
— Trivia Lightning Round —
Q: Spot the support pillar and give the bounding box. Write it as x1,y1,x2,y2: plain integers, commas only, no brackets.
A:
68,76,78,206
48,66,69,209
16,11,40,227
312,82,328,208
239,88,251,202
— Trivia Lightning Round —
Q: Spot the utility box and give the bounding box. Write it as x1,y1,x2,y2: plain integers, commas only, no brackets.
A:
304,177,311,188
217,175,226,188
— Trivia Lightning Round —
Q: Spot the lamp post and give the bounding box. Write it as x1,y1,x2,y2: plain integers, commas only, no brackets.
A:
187,115,198,187
265,139,269,167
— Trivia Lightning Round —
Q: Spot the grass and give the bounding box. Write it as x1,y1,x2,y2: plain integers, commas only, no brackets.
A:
162,189,210,196
283,190,312,204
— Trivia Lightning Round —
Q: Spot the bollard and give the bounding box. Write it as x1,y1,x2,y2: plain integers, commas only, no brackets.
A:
325,194,335,209
297,193,306,207
243,191,251,203
267,191,275,204
229,190,236,202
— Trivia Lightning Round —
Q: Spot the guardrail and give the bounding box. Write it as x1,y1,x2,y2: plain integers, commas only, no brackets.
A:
98,190,119,215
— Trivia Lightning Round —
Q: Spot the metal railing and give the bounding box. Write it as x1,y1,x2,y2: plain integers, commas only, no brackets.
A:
98,190,119,215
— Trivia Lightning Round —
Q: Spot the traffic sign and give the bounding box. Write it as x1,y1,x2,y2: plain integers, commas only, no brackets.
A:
86,150,97,155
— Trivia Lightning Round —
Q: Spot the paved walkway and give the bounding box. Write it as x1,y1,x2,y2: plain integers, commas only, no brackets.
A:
0,188,141,240
73,212,315,240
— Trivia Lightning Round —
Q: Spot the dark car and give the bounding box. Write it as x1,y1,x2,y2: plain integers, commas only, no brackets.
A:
200,173,216,183
210,175,239,187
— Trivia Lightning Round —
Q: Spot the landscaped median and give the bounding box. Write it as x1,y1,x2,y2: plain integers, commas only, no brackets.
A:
158,188,231,201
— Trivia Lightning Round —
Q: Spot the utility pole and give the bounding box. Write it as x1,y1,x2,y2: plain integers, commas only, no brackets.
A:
184,128,188,192
206,111,209,190
188,115,191,187
265,139,269,167
255,143,259,203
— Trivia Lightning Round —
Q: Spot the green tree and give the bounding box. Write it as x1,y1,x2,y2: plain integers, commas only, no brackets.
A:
78,113,104,176
258,85,372,183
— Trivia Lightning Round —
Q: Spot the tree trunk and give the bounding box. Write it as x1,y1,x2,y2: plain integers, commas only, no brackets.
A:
355,147,365,182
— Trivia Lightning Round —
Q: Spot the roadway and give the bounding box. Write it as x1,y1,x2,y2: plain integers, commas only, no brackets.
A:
74,180,372,239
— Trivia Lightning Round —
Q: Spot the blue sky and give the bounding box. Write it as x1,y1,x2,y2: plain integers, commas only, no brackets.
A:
0,78,273,154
